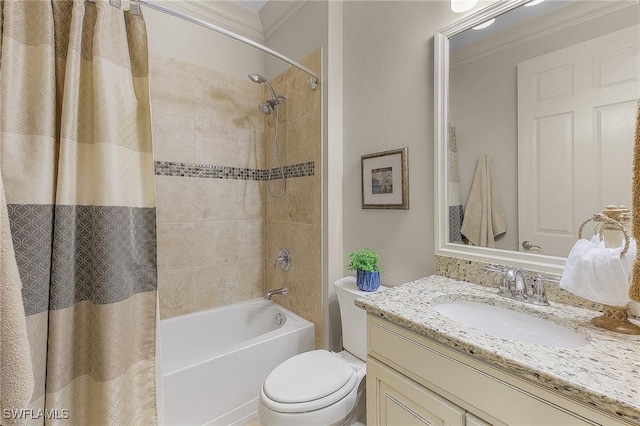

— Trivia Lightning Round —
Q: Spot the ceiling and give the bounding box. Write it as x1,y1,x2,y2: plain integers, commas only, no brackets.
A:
235,0,269,12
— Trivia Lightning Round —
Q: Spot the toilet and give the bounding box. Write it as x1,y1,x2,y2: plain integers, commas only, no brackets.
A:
258,276,386,426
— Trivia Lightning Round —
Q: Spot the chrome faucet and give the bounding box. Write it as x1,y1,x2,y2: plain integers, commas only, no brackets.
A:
264,287,288,300
484,266,553,306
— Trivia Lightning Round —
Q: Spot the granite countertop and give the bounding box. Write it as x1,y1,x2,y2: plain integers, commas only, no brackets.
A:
355,275,640,425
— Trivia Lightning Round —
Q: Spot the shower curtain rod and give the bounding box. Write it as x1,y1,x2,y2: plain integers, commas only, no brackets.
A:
136,0,319,86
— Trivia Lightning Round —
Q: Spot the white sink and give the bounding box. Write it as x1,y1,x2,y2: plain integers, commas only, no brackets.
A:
432,301,588,348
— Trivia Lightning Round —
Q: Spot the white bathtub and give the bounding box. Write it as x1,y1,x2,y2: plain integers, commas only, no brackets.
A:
159,298,315,426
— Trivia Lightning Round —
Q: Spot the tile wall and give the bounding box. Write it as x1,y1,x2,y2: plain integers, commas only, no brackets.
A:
265,49,323,348
150,53,267,319
150,49,323,336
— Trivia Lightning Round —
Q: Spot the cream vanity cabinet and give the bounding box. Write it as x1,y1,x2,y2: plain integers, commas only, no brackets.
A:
366,315,630,426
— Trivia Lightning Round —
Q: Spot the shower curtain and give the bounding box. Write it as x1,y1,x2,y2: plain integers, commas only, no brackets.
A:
0,0,157,423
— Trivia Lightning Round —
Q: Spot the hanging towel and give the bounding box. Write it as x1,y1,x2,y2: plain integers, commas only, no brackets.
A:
460,154,506,247
560,239,630,307
448,124,464,242
0,176,34,413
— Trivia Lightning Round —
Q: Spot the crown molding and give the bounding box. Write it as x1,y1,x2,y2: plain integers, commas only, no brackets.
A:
451,0,635,68
162,0,265,41
260,0,307,39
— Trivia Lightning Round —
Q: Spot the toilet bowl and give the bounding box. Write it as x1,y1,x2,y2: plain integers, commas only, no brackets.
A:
258,277,386,426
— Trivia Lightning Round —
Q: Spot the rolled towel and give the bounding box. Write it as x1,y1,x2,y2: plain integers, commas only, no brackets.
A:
560,239,630,307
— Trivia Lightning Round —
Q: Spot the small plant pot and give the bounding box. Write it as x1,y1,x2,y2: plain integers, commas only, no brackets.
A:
356,270,380,292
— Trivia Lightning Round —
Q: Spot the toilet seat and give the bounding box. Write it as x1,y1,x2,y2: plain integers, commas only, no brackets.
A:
260,350,359,413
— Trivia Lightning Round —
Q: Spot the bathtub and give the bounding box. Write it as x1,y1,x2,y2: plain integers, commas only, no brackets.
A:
159,298,315,426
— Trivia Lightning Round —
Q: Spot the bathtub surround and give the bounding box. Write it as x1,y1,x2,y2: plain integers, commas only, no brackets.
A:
2,1,157,423
265,49,323,348
151,50,322,327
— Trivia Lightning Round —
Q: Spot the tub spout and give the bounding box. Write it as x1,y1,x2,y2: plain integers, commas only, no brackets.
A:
264,287,288,300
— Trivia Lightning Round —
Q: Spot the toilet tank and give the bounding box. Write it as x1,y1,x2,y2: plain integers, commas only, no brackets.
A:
334,277,386,360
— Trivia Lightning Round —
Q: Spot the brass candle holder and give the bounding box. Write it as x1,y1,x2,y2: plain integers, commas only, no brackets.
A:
578,212,640,335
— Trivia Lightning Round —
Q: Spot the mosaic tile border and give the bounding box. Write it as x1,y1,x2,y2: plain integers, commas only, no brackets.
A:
154,160,314,181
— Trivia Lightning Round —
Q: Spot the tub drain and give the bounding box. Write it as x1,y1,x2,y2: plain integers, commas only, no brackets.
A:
275,313,284,326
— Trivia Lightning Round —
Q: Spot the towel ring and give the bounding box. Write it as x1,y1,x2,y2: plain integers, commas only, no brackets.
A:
578,213,630,257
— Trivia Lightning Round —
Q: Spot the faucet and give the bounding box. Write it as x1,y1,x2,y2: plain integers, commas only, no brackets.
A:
484,266,552,306
264,287,288,300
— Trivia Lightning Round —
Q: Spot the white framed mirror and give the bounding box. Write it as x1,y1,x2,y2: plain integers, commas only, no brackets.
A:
434,0,639,274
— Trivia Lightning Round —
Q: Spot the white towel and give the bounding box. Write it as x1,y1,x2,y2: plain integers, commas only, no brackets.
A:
560,239,630,306
460,154,506,247
0,175,34,413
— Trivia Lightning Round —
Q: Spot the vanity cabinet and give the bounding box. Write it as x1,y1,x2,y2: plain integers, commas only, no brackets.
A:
366,314,630,426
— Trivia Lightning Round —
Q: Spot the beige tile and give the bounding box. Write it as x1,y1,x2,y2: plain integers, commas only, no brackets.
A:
265,122,288,167
239,259,266,300
265,220,290,291
238,220,264,261
288,112,321,165
195,263,239,310
238,119,265,170
195,178,238,222
157,223,195,271
287,176,317,225
152,112,195,163
238,180,265,220
265,182,288,221
287,223,322,347
158,268,195,319
195,116,238,166
195,221,238,267
301,49,322,76
287,67,320,123
155,176,195,223
149,55,199,118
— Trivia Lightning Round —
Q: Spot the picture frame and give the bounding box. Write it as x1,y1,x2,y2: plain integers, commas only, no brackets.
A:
361,147,409,210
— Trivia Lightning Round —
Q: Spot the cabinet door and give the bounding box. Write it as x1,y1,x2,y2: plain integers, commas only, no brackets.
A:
367,358,465,426
466,413,492,426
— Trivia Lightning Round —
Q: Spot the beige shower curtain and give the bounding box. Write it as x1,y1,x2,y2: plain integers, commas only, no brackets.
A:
0,0,157,423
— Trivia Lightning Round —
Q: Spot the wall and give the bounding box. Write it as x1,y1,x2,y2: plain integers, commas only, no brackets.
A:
143,2,270,319
264,1,339,349
449,6,637,251
144,1,266,79
264,50,323,348
343,1,464,287
151,53,267,319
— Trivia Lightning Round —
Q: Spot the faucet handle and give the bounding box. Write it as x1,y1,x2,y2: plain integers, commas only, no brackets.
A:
273,248,291,271
529,274,550,306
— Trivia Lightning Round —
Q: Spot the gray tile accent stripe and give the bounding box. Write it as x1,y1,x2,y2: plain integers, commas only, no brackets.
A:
8,204,157,316
154,160,315,180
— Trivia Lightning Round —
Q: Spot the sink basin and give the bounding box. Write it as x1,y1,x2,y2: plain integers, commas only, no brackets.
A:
432,301,588,348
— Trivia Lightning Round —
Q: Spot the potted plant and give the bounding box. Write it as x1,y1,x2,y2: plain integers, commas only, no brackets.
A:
347,248,383,291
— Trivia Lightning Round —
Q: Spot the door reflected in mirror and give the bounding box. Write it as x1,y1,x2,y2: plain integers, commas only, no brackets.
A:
447,0,639,258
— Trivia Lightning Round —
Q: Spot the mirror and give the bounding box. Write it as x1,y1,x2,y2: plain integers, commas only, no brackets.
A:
435,0,639,273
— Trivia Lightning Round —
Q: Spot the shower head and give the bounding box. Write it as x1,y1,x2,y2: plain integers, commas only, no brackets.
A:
258,102,271,115
248,73,278,101
248,73,266,84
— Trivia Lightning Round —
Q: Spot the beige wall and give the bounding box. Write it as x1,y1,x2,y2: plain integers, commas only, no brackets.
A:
264,1,337,349
151,53,267,319
144,1,266,79
343,1,462,286
265,50,323,348
450,7,637,251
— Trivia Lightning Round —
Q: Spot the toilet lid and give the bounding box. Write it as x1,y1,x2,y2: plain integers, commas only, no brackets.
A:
263,350,355,404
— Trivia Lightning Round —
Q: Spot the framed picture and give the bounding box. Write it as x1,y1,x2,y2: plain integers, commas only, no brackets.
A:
361,147,409,210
